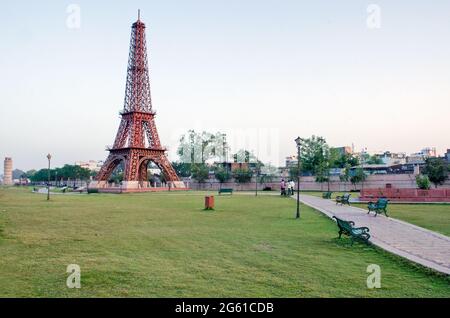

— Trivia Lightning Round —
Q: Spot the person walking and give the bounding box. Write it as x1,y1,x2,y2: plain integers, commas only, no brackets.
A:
290,180,295,196
287,180,292,195
280,179,286,196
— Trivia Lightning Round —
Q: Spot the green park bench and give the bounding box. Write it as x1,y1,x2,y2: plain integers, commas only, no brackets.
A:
336,193,351,205
87,188,98,194
333,216,371,245
368,198,389,217
322,192,332,199
218,188,233,195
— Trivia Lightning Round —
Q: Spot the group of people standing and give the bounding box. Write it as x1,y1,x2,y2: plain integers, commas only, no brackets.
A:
280,179,295,196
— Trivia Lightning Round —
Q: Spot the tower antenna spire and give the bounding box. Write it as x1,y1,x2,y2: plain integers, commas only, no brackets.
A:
138,9,140,21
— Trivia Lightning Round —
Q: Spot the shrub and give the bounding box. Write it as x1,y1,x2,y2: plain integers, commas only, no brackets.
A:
416,175,431,190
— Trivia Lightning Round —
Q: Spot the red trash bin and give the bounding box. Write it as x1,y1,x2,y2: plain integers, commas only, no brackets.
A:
204,196,215,210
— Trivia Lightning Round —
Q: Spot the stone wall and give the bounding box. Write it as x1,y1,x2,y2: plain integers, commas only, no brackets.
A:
186,174,450,192
361,188,450,202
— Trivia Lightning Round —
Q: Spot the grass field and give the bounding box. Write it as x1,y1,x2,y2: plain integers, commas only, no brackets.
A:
303,191,450,236
0,187,449,297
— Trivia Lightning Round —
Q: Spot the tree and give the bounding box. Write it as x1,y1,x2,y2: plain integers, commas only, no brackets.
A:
107,162,124,184
362,154,383,165
12,169,26,179
25,170,37,178
423,158,449,188
299,135,328,174
109,172,123,184
289,166,301,181
315,161,329,191
177,130,227,164
171,162,192,178
214,165,231,185
233,168,253,184
350,168,366,190
323,147,340,191
29,169,51,182
333,153,359,168
415,175,431,190
191,164,209,183
233,149,258,163
259,164,278,186
29,165,91,183
339,164,351,191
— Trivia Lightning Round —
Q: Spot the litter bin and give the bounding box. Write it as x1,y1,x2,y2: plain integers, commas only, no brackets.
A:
204,196,215,210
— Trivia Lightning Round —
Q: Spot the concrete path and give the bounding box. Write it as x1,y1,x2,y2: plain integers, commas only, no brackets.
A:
297,194,450,275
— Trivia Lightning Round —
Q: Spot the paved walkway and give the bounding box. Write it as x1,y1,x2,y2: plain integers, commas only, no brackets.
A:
297,194,450,275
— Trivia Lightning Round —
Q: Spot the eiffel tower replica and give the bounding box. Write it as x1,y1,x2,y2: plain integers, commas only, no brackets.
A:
91,12,184,192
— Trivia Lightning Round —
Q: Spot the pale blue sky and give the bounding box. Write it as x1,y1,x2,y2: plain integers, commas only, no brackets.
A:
1,1,449,170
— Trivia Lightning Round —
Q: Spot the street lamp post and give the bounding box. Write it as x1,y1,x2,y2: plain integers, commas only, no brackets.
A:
47,153,52,201
255,167,259,197
295,137,302,219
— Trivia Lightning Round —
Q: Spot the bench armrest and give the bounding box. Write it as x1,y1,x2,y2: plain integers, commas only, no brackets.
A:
355,226,370,233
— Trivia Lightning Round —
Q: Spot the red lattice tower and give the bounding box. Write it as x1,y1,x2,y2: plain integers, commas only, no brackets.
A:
95,13,181,189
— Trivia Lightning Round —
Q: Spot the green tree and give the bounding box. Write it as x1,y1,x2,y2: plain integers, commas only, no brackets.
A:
339,164,351,190
350,168,366,190
12,169,26,179
323,147,340,191
233,149,258,163
171,162,192,178
362,154,383,165
415,175,431,190
214,165,231,184
177,130,227,164
333,153,359,168
259,164,278,186
315,161,329,191
289,166,301,181
423,158,449,188
109,172,123,184
191,164,210,183
25,169,37,178
233,168,253,184
29,169,51,182
299,135,328,174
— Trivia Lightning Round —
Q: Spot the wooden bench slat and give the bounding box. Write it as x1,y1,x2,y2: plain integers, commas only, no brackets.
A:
333,216,370,245
368,198,389,217
336,193,351,205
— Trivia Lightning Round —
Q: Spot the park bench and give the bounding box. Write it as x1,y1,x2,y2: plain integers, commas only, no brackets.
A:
333,216,371,245
322,192,332,199
336,193,351,205
218,188,233,195
368,198,389,217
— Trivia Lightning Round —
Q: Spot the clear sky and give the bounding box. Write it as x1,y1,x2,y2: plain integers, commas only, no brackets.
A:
1,0,449,170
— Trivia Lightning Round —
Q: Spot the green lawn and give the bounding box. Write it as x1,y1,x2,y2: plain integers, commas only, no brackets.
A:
353,203,450,237
0,187,449,297
302,191,450,237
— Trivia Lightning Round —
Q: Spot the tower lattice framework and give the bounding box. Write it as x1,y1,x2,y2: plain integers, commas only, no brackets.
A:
95,15,181,189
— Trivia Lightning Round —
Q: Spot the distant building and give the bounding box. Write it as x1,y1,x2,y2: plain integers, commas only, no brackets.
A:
285,155,298,168
407,147,437,164
3,157,13,185
351,164,390,175
445,149,450,163
75,160,103,172
230,162,249,172
375,151,406,166
420,147,437,157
